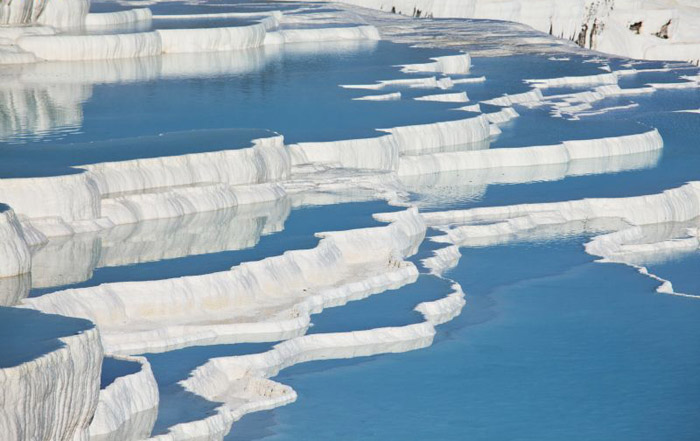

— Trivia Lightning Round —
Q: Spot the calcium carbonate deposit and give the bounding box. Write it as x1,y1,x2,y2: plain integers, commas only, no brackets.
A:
0,0,698,440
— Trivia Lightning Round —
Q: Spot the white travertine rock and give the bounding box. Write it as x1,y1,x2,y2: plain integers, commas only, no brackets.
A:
0,0,88,28
421,182,700,295
85,135,290,196
0,314,102,441
354,91,402,100
158,21,270,54
85,8,152,28
485,106,519,124
0,172,101,223
89,355,159,441
17,32,164,61
525,72,618,88
101,183,287,226
415,91,468,102
400,53,471,74
264,25,380,45
0,207,31,278
153,269,466,439
290,115,490,170
414,282,465,325
23,208,427,354
421,244,461,275
341,75,451,90
481,88,543,106
398,129,663,176
331,0,700,64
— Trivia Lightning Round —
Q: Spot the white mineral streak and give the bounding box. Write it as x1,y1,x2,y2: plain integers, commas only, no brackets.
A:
0,323,102,441
89,356,159,441
397,129,662,176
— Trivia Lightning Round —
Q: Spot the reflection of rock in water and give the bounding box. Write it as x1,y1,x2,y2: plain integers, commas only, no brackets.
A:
0,273,30,306
0,39,375,142
0,83,89,141
89,406,159,441
89,355,159,441
402,148,662,209
29,198,292,292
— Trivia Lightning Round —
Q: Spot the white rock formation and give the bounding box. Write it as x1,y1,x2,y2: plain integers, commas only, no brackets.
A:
290,115,490,170
398,128,662,176
400,53,471,74
421,181,700,296
89,355,159,441
354,91,402,100
331,0,700,64
0,207,31,278
415,91,468,102
0,0,88,28
22,208,426,354
84,8,152,28
0,312,102,441
341,75,454,90
149,279,465,440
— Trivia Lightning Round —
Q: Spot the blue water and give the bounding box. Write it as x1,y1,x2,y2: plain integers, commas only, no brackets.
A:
413,65,700,212
101,356,142,389
0,40,464,177
646,252,700,296
236,238,700,441
144,342,276,435
29,200,401,296
2,3,699,440
308,274,450,335
0,307,94,368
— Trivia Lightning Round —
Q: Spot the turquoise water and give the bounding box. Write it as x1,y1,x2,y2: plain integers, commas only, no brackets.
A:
0,40,461,177
646,252,700,296
1,2,698,440
235,239,700,440
29,200,400,296
0,307,94,368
